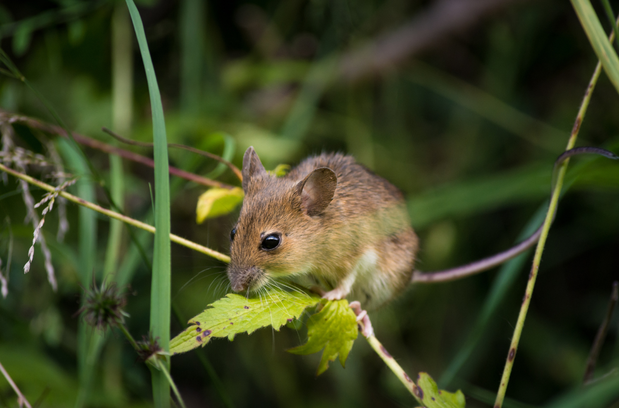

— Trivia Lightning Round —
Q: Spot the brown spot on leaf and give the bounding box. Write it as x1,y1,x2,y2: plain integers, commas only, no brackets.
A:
508,348,516,362
380,345,391,358
230,322,234,325
196,336,202,342
244,306,250,309
196,327,202,333
413,384,424,400
403,373,413,383
203,329,212,336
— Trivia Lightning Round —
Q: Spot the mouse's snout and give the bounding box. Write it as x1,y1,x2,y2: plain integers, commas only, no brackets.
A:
227,265,262,293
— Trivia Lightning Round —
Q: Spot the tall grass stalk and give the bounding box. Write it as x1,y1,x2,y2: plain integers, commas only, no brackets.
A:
126,1,172,406
56,139,97,408
493,12,616,405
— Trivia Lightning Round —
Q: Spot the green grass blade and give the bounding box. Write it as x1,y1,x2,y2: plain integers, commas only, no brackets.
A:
571,0,619,94
126,1,172,407
56,138,97,407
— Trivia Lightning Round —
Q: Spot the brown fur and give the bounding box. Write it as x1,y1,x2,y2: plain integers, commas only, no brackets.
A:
227,147,418,310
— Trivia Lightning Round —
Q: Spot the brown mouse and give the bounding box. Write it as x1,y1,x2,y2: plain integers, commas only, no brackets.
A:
227,146,418,311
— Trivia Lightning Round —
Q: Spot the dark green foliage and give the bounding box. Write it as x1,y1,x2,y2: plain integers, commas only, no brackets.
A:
0,0,619,407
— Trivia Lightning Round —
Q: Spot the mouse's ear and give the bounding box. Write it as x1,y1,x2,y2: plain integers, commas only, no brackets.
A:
242,146,266,193
296,167,337,216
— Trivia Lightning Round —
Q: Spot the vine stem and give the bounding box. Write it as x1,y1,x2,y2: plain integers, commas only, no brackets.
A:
493,32,607,408
0,163,231,264
364,334,424,404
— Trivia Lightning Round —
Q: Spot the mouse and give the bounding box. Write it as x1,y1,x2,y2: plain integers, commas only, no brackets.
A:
227,146,419,312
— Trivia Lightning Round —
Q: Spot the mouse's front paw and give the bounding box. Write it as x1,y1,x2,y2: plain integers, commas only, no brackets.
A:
322,288,347,301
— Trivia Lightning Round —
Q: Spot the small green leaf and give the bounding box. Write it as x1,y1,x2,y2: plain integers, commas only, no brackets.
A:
13,22,33,56
415,372,466,408
288,299,358,375
170,288,320,355
268,164,290,177
196,187,244,223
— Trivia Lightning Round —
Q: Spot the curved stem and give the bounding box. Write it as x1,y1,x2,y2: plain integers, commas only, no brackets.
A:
493,28,607,407
0,163,231,264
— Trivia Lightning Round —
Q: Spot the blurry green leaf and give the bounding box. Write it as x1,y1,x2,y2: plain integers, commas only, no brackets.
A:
288,299,358,375
13,22,33,56
204,132,236,179
170,288,320,354
408,164,550,229
196,187,244,223
68,19,85,45
269,164,290,177
416,372,466,408
571,0,619,95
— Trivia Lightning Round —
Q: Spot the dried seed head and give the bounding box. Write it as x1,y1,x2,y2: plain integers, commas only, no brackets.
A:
77,281,127,331
136,333,163,364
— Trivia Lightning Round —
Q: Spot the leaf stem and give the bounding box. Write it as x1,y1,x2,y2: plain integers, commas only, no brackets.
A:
364,335,424,404
156,360,188,408
0,163,230,263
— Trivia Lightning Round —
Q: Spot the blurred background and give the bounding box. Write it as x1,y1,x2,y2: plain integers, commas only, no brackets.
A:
0,0,619,407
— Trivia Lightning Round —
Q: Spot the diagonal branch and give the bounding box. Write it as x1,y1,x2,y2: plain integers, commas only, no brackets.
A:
339,0,526,83
0,163,231,264
0,110,236,190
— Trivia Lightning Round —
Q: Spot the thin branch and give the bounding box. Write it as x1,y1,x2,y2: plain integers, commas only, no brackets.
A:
102,127,243,182
492,16,615,406
339,0,526,83
583,281,619,384
0,360,32,408
365,335,425,404
0,163,231,264
0,110,236,190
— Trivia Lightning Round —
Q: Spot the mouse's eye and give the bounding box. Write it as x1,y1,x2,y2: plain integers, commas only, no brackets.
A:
261,233,281,251
230,227,237,242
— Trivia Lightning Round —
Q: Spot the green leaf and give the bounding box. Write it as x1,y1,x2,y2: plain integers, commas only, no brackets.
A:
170,288,320,355
288,299,358,375
196,187,244,223
204,132,236,179
268,164,291,177
571,0,619,95
13,21,33,56
415,372,466,408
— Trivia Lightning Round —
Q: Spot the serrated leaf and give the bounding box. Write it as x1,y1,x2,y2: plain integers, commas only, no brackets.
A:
196,187,244,223
288,299,358,375
415,372,466,408
170,288,320,355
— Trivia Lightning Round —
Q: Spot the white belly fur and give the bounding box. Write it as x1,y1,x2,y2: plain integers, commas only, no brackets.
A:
349,249,393,310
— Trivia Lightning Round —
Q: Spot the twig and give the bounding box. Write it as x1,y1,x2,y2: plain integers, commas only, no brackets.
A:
0,360,33,408
364,335,424,404
338,0,525,83
0,163,231,263
583,281,619,384
0,110,236,190
102,127,243,182
492,18,613,407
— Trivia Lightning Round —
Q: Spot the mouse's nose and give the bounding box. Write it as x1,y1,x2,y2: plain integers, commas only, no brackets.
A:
227,265,259,293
